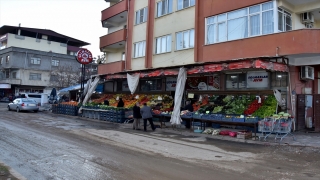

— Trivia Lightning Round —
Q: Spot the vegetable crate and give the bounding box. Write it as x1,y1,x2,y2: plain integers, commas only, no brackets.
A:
210,114,223,121
245,117,260,123
233,117,245,122
221,115,234,122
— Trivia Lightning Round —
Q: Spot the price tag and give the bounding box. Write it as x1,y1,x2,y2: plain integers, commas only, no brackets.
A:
206,111,210,114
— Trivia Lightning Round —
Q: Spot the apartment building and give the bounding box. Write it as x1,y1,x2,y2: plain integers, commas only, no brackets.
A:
98,0,320,131
0,25,90,97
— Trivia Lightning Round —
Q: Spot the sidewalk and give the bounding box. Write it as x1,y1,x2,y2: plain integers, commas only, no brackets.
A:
153,124,320,148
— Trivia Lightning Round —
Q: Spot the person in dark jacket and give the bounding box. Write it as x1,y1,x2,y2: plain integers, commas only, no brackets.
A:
132,102,142,130
117,98,124,107
183,101,193,129
104,99,109,106
140,103,156,131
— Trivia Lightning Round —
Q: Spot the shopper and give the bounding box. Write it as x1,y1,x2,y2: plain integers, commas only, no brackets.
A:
132,102,142,130
104,99,109,106
140,103,156,131
183,100,194,129
117,98,124,107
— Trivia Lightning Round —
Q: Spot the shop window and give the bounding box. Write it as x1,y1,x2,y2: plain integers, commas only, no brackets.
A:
271,72,287,87
177,0,195,10
156,35,171,54
31,57,41,65
226,74,246,89
176,29,194,50
206,1,274,44
135,7,148,25
157,0,173,17
140,79,162,91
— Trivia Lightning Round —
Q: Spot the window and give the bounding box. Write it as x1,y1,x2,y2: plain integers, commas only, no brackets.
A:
136,7,148,25
271,72,287,87
278,8,292,32
52,60,59,66
134,41,146,58
140,79,162,91
0,57,3,65
177,0,195,10
226,74,246,89
5,70,9,78
12,72,17,79
121,52,125,60
6,55,9,63
156,35,172,54
206,1,274,44
157,0,173,17
50,75,58,81
176,29,194,50
31,57,41,65
29,73,41,80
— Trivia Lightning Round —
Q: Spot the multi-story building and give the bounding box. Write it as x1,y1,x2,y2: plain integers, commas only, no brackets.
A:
0,25,89,98
98,0,320,131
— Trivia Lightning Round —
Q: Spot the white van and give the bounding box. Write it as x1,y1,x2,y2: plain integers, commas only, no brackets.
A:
20,93,48,106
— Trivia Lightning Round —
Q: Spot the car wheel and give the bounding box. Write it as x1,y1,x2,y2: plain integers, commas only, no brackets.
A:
34,110,38,113
16,108,20,113
7,106,11,111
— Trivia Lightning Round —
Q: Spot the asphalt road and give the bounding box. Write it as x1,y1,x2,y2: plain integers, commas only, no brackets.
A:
0,103,320,180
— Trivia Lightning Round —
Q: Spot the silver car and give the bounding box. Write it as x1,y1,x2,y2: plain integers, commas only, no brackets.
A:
8,98,39,113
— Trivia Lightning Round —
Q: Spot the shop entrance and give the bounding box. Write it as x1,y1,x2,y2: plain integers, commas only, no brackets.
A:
296,94,320,132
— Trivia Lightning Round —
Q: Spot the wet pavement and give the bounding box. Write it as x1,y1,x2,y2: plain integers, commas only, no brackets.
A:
0,102,320,180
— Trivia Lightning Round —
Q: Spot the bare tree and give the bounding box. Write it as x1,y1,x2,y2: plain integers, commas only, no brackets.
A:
50,65,80,89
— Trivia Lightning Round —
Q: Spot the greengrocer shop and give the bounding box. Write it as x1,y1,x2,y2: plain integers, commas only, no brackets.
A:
88,58,289,122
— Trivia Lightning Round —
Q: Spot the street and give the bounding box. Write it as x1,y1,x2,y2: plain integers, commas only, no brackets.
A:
0,103,320,180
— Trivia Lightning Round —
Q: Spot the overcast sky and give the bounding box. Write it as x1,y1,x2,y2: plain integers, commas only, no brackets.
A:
0,0,109,57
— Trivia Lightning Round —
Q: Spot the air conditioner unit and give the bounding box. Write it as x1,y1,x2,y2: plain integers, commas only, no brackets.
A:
301,12,314,23
301,66,314,80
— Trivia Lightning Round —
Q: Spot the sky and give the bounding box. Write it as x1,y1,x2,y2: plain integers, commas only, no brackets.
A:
0,0,109,57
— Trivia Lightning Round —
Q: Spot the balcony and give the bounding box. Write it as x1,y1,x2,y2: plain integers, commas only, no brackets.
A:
200,29,320,64
101,0,128,28
0,78,21,85
98,61,125,75
100,28,126,51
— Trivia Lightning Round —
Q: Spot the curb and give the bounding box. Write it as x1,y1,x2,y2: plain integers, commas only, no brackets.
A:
0,160,27,180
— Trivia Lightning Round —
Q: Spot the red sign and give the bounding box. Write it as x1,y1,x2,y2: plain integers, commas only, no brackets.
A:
228,60,252,70
273,62,288,72
76,49,93,64
254,60,273,70
203,64,224,73
187,66,203,74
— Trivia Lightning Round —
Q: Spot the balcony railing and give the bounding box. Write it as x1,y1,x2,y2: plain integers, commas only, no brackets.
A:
98,61,125,75
0,78,21,85
101,0,128,28
100,28,127,49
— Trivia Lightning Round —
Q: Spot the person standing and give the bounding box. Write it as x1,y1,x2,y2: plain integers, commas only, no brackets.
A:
117,98,124,107
140,103,156,131
132,102,142,130
183,100,194,129
104,99,109,106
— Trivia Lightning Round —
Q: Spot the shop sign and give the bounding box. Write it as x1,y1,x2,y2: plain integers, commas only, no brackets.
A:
105,74,126,80
246,71,269,88
254,60,273,70
185,77,208,91
273,62,288,72
76,49,93,64
203,64,224,73
166,77,177,91
187,66,203,74
208,75,220,90
122,81,130,91
0,84,11,89
163,69,179,76
228,60,252,70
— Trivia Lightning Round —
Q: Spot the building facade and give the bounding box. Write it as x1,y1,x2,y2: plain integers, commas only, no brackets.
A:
98,0,320,131
0,26,90,98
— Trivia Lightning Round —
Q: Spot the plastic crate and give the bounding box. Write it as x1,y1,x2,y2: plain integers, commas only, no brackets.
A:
221,115,234,122
181,112,193,119
245,117,260,123
210,114,223,121
192,113,202,119
233,117,245,122
201,114,211,120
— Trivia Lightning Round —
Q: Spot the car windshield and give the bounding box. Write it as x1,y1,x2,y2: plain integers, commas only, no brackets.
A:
22,99,36,103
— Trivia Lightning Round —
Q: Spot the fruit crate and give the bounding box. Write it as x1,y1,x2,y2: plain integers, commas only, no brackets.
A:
245,117,260,123
221,115,234,122
233,117,245,122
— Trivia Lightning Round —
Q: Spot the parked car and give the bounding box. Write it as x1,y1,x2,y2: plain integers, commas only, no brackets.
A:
8,98,39,113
